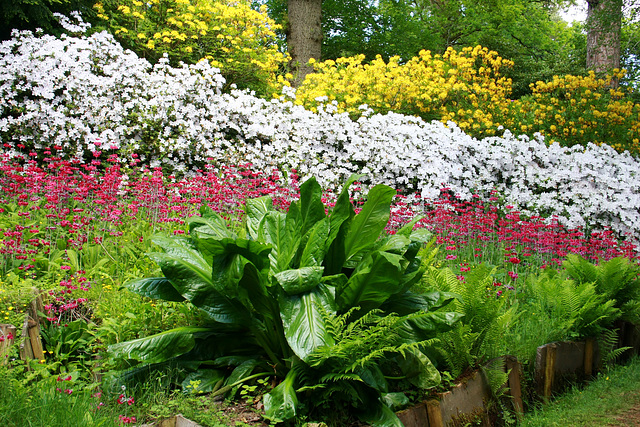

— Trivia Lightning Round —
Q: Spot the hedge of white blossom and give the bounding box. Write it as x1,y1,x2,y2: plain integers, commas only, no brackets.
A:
1,23,640,239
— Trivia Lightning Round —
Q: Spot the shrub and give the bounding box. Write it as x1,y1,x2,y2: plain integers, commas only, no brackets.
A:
94,0,289,96
509,70,640,154
2,28,640,240
295,46,514,137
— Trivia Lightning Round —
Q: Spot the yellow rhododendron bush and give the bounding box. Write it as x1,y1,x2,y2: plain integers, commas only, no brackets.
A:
295,46,515,137
509,70,640,154
95,0,288,95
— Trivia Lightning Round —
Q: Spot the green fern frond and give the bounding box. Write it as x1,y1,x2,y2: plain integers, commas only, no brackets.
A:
482,357,510,398
598,328,630,367
319,373,363,383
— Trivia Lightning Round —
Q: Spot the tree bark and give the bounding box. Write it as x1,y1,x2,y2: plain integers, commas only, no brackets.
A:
586,0,623,72
287,0,322,86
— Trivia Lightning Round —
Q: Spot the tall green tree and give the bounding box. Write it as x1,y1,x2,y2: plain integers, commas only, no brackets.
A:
0,0,96,40
259,0,583,97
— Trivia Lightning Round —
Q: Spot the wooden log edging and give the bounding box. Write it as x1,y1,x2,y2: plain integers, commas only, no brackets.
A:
397,355,524,427
531,323,640,402
1,289,47,368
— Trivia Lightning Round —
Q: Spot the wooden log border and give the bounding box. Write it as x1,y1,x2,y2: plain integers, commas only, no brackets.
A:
397,355,524,427
0,288,46,369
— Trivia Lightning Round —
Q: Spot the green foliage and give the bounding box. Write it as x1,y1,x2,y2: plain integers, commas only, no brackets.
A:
41,319,97,378
108,175,462,424
0,0,97,40
422,264,517,378
505,267,621,366
598,328,631,368
563,254,640,323
0,365,121,427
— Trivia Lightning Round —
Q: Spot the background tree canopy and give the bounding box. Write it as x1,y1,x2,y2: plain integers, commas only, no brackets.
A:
258,0,640,97
0,0,96,40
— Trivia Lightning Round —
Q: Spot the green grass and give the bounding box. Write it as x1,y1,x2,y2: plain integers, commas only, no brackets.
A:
0,367,121,427
521,356,640,426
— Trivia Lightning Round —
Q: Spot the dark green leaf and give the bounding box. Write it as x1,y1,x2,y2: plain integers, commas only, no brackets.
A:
357,398,404,427
299,177,326,236
108,327,207,364
150,252,251,324
259,211,297,274
382,291,458,315
182,369,225,394
299,217,330,268
323,174,359,275
355,365,388,393
398,311,463,342
397,347,441,389
344,184,396,263
381,392,410,411
225,359,263,397
125,277,185,302
337,251,404,312
188,210,236,240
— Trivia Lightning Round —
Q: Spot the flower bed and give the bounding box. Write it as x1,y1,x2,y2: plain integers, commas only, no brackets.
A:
2,26,640,241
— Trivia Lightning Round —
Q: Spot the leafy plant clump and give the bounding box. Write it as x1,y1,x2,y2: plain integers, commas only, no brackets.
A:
108,175,461,425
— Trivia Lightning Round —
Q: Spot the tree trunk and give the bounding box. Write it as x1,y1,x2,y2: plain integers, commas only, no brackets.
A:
586,0,622,73
287,0,322,86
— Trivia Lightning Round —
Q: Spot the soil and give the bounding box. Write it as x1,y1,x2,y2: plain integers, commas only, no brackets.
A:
215,398,269,426
609,404,640,427
607,392,640,427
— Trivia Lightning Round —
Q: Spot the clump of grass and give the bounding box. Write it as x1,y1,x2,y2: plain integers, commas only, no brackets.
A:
0,366,121,427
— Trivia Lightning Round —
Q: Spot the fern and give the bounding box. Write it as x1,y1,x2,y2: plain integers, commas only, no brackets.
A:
599,329,631,368
564,254,640,322
482,357,510,398
425,263,517,377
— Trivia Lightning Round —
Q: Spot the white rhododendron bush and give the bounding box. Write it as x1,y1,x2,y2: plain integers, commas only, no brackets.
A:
1,26,640,239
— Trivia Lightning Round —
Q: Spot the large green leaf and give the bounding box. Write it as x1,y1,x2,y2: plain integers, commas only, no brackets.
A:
224,359,264,397
245,196,273,240
275,267,324,295
381,392,410,411
336,251,404,312
280,284,337,361
108,327,208,364
125,277,185,302
299,177,326,236
357,398,404,427
398,311,463,343
397,347,441,389
259,211,297,274
150,252,251,324
344,184,396,263
182,369,225,394
355,365,388,393
382,290,458,316
212,238,272,280
263,369,298,422
323,174,359,275
188,207,236,240
298,217,330,268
